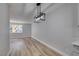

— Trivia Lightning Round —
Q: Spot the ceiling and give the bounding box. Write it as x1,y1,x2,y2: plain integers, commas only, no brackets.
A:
9,3,57,24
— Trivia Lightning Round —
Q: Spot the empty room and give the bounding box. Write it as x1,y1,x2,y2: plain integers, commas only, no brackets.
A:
0,3,79,56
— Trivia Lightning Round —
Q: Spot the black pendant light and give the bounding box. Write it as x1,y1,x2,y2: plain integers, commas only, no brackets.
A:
34,3,46,23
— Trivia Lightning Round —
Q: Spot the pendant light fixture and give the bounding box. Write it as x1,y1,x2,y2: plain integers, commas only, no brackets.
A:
34,3,46,23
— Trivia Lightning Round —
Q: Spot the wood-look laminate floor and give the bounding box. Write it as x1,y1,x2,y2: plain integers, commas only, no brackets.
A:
9,37,62,56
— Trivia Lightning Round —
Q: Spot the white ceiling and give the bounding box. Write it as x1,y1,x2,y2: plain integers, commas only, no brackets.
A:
9,3,35,23
9,3,57,24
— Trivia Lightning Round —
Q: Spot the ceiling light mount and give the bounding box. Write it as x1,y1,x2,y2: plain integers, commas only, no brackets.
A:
36,3,41,6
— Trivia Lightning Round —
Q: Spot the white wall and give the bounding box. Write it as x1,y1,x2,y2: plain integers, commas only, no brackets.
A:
32,4,77,55
10,23,31,38
0,4,9,55
75,4,79,40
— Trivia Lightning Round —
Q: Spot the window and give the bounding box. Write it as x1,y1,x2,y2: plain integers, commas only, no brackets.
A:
10,24,23,33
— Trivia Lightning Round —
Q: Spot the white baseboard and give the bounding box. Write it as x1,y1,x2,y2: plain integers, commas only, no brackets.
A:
32,36,68,56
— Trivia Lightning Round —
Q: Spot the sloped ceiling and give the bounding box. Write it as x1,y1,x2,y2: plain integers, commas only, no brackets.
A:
9,3,58,23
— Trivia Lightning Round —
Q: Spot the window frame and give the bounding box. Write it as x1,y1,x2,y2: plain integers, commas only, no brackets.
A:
10,24,23,33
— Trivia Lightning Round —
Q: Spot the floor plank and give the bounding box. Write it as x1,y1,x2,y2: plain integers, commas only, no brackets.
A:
9,37,62,56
